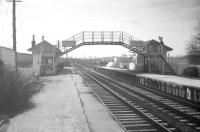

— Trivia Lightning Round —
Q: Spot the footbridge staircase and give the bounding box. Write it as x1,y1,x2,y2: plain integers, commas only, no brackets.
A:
60,31,176,75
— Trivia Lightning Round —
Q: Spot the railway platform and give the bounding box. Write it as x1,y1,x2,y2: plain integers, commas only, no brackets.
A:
5,68,124,132
97,67,200,103
103,67,200,88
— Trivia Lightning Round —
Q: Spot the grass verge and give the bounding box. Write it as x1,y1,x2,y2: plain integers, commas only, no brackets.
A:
0,63,42,118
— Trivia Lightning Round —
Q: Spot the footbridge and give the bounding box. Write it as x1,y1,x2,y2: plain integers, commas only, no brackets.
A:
60,31,176,75
60,31,149,56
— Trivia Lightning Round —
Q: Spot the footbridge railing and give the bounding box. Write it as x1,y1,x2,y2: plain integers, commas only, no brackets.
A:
66,31,139,45
60,31,145,55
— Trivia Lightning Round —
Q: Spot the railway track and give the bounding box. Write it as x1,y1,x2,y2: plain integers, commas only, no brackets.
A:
89,67,200,123
75,67,175,132
74,64,200,132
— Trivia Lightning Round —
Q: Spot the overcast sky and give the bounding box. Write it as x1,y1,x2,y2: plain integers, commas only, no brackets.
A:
0,0,200,57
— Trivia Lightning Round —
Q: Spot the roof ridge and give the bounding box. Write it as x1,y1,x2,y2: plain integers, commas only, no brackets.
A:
28,40,58,52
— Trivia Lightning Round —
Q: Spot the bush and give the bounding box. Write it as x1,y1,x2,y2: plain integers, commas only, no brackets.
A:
182,66,199,78
187,55,200,65
0,62,40,117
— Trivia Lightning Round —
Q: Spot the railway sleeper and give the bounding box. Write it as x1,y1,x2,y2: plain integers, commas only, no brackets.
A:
127,128,158,132
112,111,134,114
125,126,159,132
114,113,137,116
106,106,127,108
120,120,147,124
108,108,131,111
118,118,143,121
124,123,152,128
116,116,140,120
116,115,140,119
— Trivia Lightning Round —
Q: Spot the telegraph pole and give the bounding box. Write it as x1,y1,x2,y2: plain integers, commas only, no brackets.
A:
7,0,21,71
13,0,17,71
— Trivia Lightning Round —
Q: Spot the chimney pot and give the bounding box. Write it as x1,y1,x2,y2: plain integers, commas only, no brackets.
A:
57,40,60,49
159,36,164,45
42,35,44,41
32,35,36,48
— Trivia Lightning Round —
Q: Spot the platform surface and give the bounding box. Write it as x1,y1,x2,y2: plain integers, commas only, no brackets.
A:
137,73,200,88
102,67,200,88
6,68,124,132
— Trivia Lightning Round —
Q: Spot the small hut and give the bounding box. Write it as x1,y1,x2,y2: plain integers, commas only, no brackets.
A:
28,38,59,76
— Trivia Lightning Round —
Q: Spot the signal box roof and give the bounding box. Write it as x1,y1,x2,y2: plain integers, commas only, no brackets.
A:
144,39,173,51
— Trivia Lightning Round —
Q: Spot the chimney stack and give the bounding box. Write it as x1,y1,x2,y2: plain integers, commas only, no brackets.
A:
32,35,36,48
57,40,60,49
42,35,44,41
158,36,164,45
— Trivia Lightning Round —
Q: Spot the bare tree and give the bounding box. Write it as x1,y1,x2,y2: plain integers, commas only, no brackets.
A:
186,21,200,64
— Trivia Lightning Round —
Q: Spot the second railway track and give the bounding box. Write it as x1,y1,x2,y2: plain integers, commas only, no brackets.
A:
74,64,200,132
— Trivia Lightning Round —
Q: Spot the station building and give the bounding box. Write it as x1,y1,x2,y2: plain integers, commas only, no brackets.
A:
28,38,60,76
106,39,173,73
135,39,173,74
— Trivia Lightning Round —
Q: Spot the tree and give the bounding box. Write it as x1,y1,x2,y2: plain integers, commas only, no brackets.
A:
121,54,128,57
186,21,200,64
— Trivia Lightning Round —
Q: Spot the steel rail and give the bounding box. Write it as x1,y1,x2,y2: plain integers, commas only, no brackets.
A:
94,67,200,111
77,64,200,132
75,65,174,132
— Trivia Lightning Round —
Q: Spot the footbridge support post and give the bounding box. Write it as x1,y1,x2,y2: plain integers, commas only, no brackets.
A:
143,56,146,72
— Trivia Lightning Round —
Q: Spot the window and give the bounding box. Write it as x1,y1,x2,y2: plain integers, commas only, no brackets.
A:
149,45,159,54
42,57,53,64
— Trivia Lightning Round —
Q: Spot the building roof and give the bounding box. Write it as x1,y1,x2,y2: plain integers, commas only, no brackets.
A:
28,40,58,52
0,46,14,51
144,39,173,51
17,52,32,55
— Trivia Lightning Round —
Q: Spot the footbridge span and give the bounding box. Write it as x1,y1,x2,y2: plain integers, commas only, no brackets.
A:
60,31,148,56
60,31,176,75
